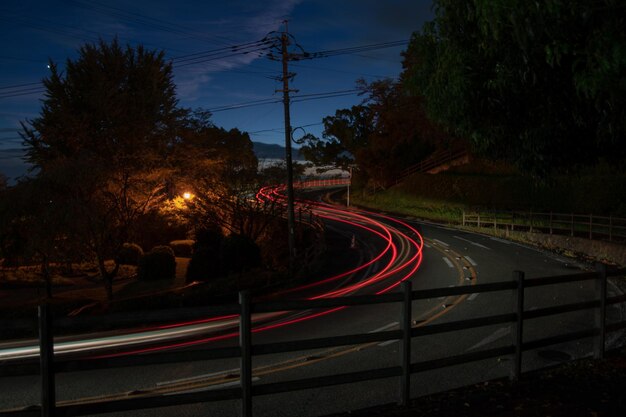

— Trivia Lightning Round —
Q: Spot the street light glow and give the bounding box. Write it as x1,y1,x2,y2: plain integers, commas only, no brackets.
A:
182,192,192,200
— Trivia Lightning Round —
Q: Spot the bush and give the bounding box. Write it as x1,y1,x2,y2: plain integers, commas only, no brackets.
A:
117,243,144,266
185,227,225,283
170,240,193,257
186,247,220,282
220,234,261,275
138,246,176,281
193,227,223,253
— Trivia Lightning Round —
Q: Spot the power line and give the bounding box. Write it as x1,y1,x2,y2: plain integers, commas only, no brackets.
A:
0,82,42,90
205,89,360,113
303,40,409,60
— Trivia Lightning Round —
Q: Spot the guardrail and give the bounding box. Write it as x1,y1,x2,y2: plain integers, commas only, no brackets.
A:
1,265,625,417
462,210,626,242
295,178,351,188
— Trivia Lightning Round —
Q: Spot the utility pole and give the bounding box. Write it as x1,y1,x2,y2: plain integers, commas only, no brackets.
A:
277,21,297,274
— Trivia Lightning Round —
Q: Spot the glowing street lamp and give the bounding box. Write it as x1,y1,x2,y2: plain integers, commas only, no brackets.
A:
182,192,193,200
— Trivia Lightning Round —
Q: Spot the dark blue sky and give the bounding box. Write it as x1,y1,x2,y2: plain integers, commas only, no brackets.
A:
0,0,433,182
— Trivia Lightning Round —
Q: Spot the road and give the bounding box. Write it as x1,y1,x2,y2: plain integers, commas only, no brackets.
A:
1,189,623,417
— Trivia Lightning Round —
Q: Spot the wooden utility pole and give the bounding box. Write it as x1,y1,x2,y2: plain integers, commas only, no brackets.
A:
278,22,297,273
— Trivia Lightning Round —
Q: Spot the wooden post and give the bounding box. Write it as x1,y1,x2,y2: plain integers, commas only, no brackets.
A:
462,211,465,227
549,212,553,235
571,213,574,237
239,291,252,417
594,264,607,359
399,281,412,406
609,215,613,241
589,214,593,240
39,303,55,417
529,210,533,233
511,271,525,381
477,213,481,228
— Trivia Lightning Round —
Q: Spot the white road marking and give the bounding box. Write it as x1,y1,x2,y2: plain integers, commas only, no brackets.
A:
378,340,398,347
464,256,478,266
467,327,510,351
454,236,491,250
442,257,454,268
369,322,399,333
489,237,512,245
467,293,479,301
433,239,449,247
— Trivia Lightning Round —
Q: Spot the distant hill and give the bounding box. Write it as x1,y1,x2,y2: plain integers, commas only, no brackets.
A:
253,142,303,161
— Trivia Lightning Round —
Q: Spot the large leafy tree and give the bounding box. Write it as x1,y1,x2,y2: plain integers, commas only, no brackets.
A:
301,79,440,188
404,0,626,177
169,111,273,241
21,39,183,300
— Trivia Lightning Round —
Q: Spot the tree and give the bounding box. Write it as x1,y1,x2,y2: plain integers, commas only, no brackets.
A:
21,38,183,300
404,0,626,177
0,173,85,298
301,79,440,188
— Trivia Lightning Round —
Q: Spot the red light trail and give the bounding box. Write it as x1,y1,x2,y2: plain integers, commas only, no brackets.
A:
0,182,424,361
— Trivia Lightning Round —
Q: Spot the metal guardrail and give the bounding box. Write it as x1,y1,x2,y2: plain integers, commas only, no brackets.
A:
1,266,625,417
462,210,626,242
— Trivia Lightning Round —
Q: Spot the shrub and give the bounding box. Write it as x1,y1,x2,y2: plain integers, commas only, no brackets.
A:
117,243,144,266
193,227,223,253
220,234,261,275
138,246,176,281
170,240,193,257
186,247,221,282
185,227,224,283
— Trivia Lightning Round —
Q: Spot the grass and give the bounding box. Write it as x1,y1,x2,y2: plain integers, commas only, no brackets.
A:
354,190,464,223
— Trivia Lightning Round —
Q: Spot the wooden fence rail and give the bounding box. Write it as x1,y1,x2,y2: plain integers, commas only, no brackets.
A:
463,210,626,242
1,266,625,417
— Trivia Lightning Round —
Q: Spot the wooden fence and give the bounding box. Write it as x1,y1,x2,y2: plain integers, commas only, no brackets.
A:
463,210,626,242
1,266,625,417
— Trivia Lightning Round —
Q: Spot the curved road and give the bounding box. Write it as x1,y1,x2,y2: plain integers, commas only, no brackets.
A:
1,185,619,417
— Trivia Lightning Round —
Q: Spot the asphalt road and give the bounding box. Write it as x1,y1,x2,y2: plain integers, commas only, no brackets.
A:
1,203,623,417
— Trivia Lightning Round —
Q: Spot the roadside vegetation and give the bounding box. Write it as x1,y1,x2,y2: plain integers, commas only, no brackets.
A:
0,39,323,318
353,160,626,220
2,1,625,318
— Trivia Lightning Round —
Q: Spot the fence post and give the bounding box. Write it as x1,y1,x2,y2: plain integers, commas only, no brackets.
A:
609,215,613,241
494,211,497,232
511,271,525,381
529,210,533,233
549,212,553,235
239,291,252,417
462,211,465,227
571,213,574,237
477,213,481,228
594,263,607,360
589,214,593,240
399,281,412,406
38,303,55,417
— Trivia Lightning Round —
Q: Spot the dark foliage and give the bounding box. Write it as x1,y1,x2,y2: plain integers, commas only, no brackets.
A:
117,243,144,266
220,234,261,275
138,246,176,281
404,0,626,177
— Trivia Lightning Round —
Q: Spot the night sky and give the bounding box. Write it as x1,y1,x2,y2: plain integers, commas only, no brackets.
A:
0,0,433,182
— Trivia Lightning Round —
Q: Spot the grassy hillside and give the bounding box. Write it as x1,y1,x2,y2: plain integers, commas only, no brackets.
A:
354,162,626,220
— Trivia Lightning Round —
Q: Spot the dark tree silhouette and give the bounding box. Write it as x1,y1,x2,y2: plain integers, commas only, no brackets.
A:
21,39,184,300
